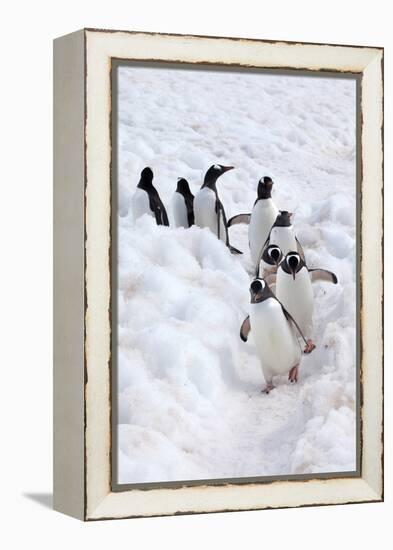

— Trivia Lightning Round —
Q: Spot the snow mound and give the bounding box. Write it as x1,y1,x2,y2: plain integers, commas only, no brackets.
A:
116,66,357,483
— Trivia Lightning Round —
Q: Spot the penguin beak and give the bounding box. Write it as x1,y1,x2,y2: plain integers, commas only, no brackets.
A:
289,264,297,280
288,256,298,279
221,165,235,173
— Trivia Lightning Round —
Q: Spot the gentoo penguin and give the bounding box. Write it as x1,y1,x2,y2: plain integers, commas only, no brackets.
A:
131,167,169,226
273,251,338,353
260,244,283,271
240,278,313,393
194,164,242,254
227,177,278,264
172,177,194,228
255,210,304,277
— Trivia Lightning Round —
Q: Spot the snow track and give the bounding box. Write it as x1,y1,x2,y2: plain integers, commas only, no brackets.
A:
116,66,357,483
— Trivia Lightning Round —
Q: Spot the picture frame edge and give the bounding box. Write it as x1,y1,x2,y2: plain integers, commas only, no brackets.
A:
53,28,384,521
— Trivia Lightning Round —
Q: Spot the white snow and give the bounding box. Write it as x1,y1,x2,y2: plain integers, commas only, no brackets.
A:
116,65,357,483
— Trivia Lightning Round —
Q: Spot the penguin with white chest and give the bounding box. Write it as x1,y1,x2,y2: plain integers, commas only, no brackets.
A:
227,177,278,265
194,164,242,254
131,167,169,226
255,210,304,277
240,278,313,393
272,251,338,353
172,177,194,228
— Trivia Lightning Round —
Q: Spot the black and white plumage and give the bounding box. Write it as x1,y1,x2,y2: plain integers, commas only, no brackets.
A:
228,177,278,264
271,251,338,352
240,278,313,393
194,164,242,254
260,244,283,270
255,210,304,277
131,167,169,226
172,178,194,228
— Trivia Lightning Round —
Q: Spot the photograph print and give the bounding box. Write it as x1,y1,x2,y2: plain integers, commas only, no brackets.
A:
112,62,358,487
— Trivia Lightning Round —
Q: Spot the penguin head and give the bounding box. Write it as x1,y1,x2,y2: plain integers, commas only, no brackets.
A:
274,210,293,227
282,251,304,280
176,177,191,194
257,176,274,199
250,278,272,303
203,164,234,188
140,166,154,185
262,244,283,266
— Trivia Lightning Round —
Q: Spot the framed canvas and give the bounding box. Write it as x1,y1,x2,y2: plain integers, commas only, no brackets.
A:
53,28,383,521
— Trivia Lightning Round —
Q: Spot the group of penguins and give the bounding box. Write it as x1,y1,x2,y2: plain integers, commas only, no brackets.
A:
131,164,338,394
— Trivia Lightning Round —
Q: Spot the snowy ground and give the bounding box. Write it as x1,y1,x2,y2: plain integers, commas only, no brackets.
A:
116,65,357,484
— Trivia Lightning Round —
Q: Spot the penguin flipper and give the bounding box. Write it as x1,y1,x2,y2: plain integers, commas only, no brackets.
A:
159,199,170,226
149,188,170,226
215,199,222,240
254,237,270,278
152,203,163,225
309,269,338,284
240,316,251,342
216,198,241,252
280,303,310,350
227,213,251,227
214,197,243,253
216,199,229,240
295,237,306,261
154,202,169,226
229,245,243,255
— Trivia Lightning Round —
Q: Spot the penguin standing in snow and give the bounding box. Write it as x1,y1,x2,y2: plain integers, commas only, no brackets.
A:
194,164,242,254
271,251,338,353
131,167,169,226
172,177,194,228
227,177,278,265
255,210,304,277
240,278,313,393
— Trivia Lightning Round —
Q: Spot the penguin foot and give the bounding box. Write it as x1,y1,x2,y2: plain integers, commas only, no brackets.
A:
288,365,299,383
261,383,275,394
304,339,316,354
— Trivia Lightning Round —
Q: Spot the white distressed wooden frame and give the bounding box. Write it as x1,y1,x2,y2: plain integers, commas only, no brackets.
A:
53,28,383,521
